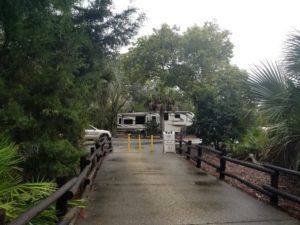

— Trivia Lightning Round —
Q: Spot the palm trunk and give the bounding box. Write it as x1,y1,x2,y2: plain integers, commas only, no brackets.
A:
159,110,164,138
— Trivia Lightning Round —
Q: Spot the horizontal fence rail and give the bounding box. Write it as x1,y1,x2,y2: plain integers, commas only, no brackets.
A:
222,156,275,174
1,139,112,225
175,138,300,206
263,164,300,177
7,178,78,225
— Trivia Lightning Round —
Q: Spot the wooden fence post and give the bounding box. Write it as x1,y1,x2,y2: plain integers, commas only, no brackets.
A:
186,140,192,160
270,171,279,205
101,142,105,156
109,140,112,152
196,145,202,168
219,144,227,180
80,156,87,172
90,147,95,155
56,177,70,219
179,138,182,155
0,209,5,225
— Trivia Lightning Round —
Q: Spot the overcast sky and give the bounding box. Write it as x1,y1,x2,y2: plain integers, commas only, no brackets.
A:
113,0,300,71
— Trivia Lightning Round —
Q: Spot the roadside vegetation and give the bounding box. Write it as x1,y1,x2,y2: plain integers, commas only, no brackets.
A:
0,0,144,222
248,33,300,169
0,0,299,222
0,0,144,180
0,137,56,223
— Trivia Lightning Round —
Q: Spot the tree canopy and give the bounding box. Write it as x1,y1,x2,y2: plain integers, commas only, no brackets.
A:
0,0,144,179
122,22,252,145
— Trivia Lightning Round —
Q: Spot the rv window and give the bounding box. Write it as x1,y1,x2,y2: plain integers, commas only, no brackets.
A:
118,118,122,124
152,116,156,121
136,116,145,124
124,119,133,125
175,113,180,119
164,113,169,121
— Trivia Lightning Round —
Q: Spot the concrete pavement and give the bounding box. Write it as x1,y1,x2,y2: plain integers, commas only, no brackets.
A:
76,139,299,225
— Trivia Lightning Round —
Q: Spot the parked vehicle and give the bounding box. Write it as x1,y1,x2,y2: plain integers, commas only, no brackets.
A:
84,125,112,146
117,111,194,134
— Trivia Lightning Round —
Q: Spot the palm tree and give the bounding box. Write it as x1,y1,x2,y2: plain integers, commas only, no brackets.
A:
0,137,57,224
144,82,175,137
248,31,300,169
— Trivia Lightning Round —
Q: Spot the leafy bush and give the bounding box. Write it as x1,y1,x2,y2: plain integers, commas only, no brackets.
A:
20,139,85,180
227,127,269,159
145,120,160,136
0,0,143,180
193,66,254,145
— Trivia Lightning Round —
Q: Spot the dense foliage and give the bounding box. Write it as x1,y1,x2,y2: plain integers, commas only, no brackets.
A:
248,31,300,169
145,120,160,136
123,22,253,145
193,65,253,144
0,0,144,179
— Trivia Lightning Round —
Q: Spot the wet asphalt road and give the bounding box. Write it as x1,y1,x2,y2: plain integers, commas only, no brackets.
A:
77,138,299,225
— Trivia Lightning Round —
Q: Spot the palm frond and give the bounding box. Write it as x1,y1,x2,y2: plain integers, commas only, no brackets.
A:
284,30,300,83
249,61,289,122
248,61,300,168
0,144,22,177
68,198,86,208
0,182,56,202
0,138,57,223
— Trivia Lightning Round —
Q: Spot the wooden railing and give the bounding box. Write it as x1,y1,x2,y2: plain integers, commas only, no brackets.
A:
176,139,300,206
0,138,112,225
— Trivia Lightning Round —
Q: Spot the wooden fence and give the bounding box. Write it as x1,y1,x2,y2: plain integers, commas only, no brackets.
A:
176,139,300,206
0,138,112,225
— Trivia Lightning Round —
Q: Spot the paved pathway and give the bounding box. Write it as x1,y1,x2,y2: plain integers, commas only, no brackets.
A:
77,139,299,225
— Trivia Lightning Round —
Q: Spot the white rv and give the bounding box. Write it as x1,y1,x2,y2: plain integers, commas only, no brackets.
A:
117,111,194,133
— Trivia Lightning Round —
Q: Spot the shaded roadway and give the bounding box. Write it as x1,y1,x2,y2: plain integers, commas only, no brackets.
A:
77,138,299,225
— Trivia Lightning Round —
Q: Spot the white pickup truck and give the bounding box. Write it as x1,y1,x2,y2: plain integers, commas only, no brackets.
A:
83,125,112,147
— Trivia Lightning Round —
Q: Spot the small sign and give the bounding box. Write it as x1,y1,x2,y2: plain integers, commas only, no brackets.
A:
163,131,175,153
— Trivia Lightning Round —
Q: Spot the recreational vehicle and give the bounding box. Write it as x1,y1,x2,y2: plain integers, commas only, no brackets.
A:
117,111,194,133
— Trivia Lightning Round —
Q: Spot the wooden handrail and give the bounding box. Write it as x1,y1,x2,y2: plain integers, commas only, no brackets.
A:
176,140,300,206
222,156,275,174
263,185,300,204
263,164,300,177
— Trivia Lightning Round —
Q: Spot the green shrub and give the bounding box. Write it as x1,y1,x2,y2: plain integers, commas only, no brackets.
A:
20,139,85,180
227,127,269,159
145,120,160,136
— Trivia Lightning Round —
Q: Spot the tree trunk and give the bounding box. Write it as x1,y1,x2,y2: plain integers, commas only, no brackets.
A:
159,110,164,138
